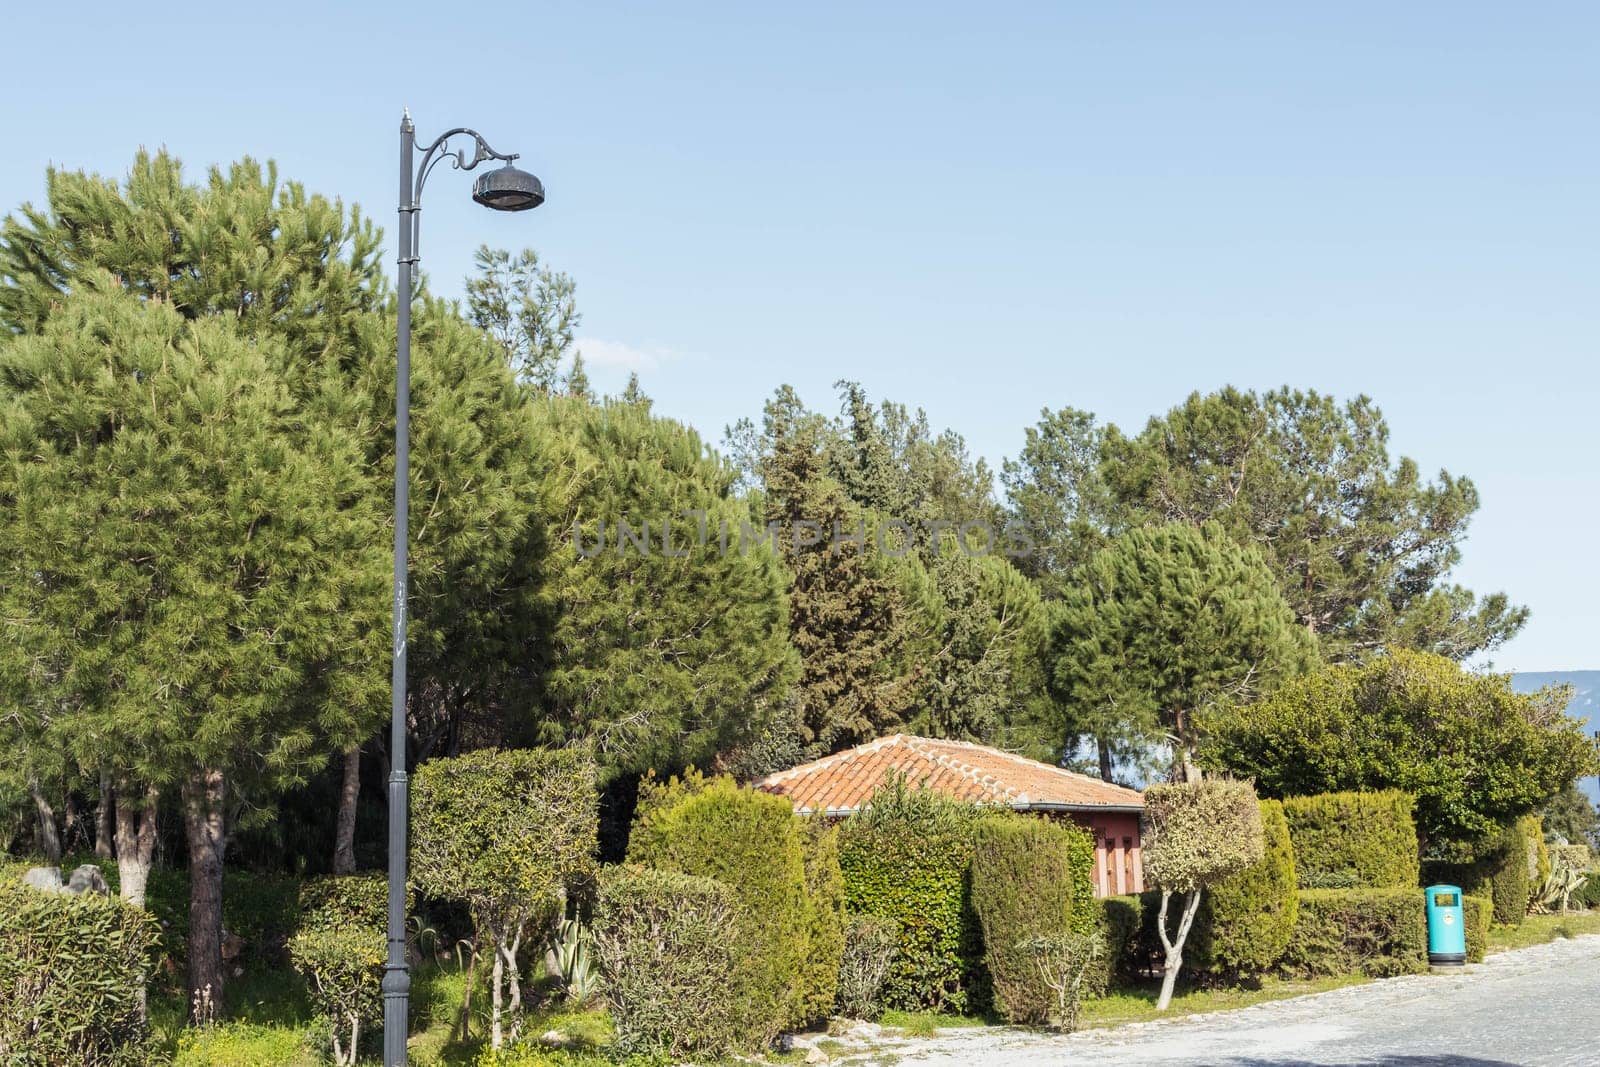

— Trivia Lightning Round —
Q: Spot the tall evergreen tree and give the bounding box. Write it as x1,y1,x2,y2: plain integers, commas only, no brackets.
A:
464,244,580,392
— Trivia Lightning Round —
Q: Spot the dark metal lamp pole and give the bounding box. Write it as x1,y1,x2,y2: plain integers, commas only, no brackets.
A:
385,110,543,1067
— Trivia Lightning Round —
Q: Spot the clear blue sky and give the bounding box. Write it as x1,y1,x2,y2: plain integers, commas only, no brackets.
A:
4,2,1595,671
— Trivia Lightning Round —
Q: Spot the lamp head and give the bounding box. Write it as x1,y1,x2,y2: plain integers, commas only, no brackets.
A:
472,163,544,212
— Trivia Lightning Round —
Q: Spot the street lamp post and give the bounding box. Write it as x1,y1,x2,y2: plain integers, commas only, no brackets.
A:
385,111,543,1067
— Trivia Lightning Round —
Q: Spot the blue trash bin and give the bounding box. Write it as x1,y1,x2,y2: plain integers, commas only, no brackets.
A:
1425,884,1466,967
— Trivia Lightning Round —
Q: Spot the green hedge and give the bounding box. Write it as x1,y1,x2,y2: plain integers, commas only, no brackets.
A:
1463,894,1490,963
1203,799,1299,975
0,882,161,1066
1090,894,1144,994
1279,888,1426,978
969,815,1095,1024
795,819,846,1027
1282,791,1419,890
1576,872,1600,911
1489,822,1533,926
592,865,742,1059
627,775,807,1045
837,778,986,1013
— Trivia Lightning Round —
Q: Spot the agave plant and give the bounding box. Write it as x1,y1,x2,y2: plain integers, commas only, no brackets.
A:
1533,844,1592,914
545,917,599,1003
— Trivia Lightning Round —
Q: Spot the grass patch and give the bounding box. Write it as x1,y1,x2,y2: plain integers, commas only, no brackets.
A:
1079,972,1369,1029
877,1009,989,1037
1486,908,1600,954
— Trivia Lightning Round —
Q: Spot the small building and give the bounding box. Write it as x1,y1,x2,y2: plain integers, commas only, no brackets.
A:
753,733,1145,896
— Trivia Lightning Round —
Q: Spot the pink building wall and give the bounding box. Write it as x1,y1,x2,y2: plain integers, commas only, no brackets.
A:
1062,810,1144,897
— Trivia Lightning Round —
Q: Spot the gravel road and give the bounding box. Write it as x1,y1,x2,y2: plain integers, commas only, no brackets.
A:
860,934,1600,1067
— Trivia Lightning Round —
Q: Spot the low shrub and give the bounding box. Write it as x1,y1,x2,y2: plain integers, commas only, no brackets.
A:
836,776,987,1013
1090,894,1144,994
969,815,1095,1024
172,1023,319,1067
795,819,846,1027
1576,871,1600,911
835,914,899,1020
1014,933,1102,1033
1203,799,1299,976
1279,888,1426,978
1463,894,1490,963
0,882,161,1066
471,1041,563,1066
1523,814,1549,893
287,876,390,1067
627,773,808,1045
1281,791,1420,890
593,865,742,1059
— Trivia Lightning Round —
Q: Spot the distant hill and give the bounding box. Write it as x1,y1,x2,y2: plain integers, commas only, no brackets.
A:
1512,670,1600,803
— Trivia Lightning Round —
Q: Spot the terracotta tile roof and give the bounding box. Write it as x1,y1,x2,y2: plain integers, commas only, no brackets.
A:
752,734,1144,815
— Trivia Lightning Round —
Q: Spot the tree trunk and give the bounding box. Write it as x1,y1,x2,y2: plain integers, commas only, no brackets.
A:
333,745,360,875
29,777,62,865
114,783,160,908
1154,888,1204,1011
490,934,505,1050
1097,737,1114,782
96,771,116,860
182,767,227,1019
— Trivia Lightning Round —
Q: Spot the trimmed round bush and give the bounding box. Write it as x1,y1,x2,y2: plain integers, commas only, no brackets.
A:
1090,894,1145,994
593,865,742,1059
970,814,1096,1024
627,773,808,1045
287,874,393,1067
0,882,160,1066
1281,790,1420,889
1463,894,1490,963
1203,799,1299,975
1488,821,1533,925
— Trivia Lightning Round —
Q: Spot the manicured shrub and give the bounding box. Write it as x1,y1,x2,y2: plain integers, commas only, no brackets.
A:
969,814,1096,1024
593,865,742,1059
1281,790,1420,890
835,914,899,1020
795,819,846,1027
1279,888,1426,978
1143,778,1265,1010
1463,894,1490,964
1488,821,1532,926
1203,799,1299,976
627,773,808,1045
1576,871,1600,910
0,882,160,1066
412,747,599,1051
287,874,392,1066
1090,894,1145,994
836,775,987,1013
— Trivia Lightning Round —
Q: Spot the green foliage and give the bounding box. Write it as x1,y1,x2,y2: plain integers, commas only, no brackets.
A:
796,819,846,1026
969,815,1096,1024
836,778,987,1012
1463,894,1490,963
1013,933,1103,1032
1097,386,1525,661
1279,888,1428,978
286,923,383,1066
1280,791,1420,890
835,914,899,1020
1200,652,1598,846
626,775,807,1044
1091,895,1145,994
1575,872,1600,911
592,865,743,1059
0,883,160,1066
466,246,580,393
172,1023,319,1067
296,873,391,934
1046,522,1314,770
1489,820,1534,926
1203,799,1299,975
1536,844,1591,913
1523,814,1550,890
1143,779,1266,894
1540,783,1600,850
412,748,599,1047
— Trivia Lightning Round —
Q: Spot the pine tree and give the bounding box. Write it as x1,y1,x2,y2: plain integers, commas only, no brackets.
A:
465,245,580,392
1045,523,1315,779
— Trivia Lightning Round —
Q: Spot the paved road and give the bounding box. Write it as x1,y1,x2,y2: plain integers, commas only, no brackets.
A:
869,935,1600,1067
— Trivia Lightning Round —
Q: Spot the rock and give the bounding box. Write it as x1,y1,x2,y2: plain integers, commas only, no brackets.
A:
66,864,109,896
221,929,245,960
805,1048,829,1064
22,866,65,893
540,1029,573,1048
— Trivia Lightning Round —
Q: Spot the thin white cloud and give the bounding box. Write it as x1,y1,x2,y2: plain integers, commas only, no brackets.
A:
575,337,683,373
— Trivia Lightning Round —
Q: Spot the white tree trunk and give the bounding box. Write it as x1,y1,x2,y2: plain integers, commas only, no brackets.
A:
491,937,505,1050
1155,888,1204,1011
